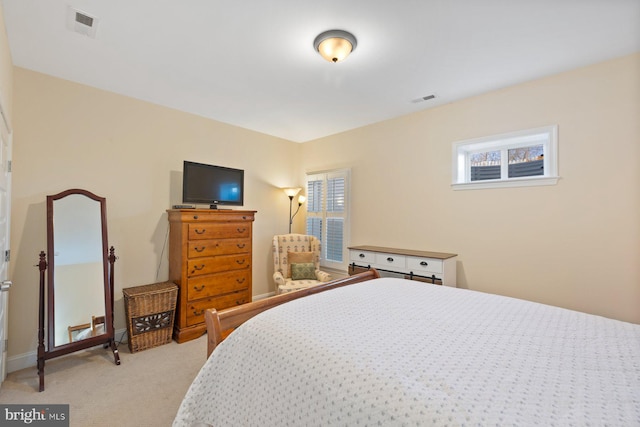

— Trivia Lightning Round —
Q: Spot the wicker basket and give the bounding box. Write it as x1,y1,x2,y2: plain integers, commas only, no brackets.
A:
123,281,178,353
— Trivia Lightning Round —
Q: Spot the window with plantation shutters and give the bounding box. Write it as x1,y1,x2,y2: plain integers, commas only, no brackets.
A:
305,169,350,270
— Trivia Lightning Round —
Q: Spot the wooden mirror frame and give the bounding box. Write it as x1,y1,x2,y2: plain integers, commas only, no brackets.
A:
37,189,120,392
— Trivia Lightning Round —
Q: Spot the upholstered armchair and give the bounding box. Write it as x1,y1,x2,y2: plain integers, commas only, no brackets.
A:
272,234,332,294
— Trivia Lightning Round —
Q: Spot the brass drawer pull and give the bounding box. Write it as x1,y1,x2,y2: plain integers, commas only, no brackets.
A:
236,278,246,284
195,228,206,234
236,228,246,233
193,285,205,291
192,309,204,316
237,243,246,249
236,259,246,265
194,246,205,252
235,299,245,305
193,264,205,271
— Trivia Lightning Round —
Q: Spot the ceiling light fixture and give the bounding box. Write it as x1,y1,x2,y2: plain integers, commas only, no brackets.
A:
313,30,357,63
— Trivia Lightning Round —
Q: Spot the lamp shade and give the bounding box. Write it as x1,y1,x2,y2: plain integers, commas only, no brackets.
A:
283,188,301,198
314,30,357,63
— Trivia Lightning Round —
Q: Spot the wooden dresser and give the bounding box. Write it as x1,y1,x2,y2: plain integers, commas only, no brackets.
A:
168,209,256,343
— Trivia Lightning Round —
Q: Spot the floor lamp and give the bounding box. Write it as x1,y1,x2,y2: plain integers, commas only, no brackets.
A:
283,188,306,233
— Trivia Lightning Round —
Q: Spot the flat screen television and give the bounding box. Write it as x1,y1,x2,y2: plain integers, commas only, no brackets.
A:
182,161,244,209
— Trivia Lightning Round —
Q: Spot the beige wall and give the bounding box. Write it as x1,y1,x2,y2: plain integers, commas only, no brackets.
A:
9,68,303,360
301,52,640,324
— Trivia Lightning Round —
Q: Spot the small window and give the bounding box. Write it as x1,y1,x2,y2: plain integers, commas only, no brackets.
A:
452,126,558,190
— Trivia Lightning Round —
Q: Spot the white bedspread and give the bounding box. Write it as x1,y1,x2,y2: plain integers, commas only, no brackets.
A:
174,278,640,426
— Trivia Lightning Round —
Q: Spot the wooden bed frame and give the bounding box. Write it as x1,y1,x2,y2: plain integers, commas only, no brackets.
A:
204,269,380,357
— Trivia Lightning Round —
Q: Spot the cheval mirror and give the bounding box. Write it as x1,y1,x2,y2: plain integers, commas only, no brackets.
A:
37,189,120,392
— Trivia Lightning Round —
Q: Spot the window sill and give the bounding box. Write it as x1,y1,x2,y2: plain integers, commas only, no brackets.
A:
452,176,560,191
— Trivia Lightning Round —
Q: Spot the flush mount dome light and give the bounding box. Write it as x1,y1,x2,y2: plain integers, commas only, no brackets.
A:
313,29,357,63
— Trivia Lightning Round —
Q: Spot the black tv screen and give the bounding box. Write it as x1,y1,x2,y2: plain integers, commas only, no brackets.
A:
182,161,244,208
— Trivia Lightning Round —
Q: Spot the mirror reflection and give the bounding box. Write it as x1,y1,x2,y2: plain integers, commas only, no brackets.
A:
52,194,106,346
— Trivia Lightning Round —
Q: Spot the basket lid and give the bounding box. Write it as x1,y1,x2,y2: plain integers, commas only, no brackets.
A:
123,281,177,297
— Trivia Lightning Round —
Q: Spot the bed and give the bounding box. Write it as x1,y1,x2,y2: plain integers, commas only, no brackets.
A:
174,270,640,426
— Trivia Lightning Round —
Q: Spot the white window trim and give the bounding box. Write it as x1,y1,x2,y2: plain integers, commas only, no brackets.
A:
452,125,559,190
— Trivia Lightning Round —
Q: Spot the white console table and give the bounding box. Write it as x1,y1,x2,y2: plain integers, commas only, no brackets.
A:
348,245,457,287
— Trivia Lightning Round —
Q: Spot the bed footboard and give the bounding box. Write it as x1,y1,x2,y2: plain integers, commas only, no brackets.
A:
204,269,380,357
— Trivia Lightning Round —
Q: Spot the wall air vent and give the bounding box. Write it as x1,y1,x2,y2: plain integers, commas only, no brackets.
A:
66,6,99,38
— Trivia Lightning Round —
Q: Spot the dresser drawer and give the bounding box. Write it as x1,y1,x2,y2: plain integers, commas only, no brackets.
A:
188,254,251,277
186,271,250,300
188,222,251,240
186,291,250,326
375,253,406,270
349,249,376,264
188,238,251,258
407,256,443,274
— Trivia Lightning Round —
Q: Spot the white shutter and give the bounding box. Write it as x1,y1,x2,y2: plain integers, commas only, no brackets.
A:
305,169,350,270
306,217,322,241
325,218,344,262
306,179,323,213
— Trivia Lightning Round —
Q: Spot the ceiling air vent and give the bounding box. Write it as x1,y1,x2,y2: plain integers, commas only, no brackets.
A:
66,7,99,38
75,12,93,27
411,94,436,104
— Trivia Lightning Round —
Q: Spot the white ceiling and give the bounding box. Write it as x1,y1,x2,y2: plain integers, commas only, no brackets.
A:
2,0,639,142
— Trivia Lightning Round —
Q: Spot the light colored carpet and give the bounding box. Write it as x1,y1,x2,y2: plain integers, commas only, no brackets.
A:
0,335,207,427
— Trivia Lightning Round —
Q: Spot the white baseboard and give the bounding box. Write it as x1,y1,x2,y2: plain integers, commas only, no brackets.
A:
7,328,128,374
7,350,37,374
253,291,275,301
